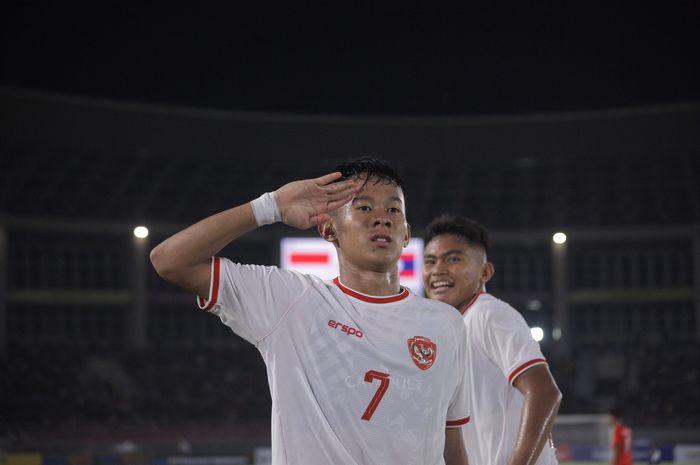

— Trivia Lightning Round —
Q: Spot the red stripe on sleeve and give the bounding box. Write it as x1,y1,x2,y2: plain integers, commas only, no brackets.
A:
446,416,470,427
508,358,547,384
198,256,221,311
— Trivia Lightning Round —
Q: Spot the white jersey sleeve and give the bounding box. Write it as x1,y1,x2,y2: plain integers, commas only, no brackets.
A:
196,256,312,345
478,299,547,385
461,294,557,465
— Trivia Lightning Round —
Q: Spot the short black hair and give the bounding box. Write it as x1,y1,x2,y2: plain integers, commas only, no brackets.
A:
334,157,404,190
425,214,490,254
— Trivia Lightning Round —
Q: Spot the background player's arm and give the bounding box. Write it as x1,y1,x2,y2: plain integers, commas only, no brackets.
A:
444,427,469,465
150,172,360,299
508,364,562,465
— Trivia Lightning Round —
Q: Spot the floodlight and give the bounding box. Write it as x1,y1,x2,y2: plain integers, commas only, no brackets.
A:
552,232,567,244
133,226,149,239
552,327,562,341
530,326,544,342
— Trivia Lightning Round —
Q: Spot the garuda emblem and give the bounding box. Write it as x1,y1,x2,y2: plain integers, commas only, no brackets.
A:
407,336,437,370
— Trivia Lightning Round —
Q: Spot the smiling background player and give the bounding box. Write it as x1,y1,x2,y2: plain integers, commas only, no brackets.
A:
423,214,561,465
151,158,471,465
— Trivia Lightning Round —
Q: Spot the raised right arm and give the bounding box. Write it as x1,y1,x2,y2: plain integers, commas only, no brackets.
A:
150,203,258,299
150,172,361,299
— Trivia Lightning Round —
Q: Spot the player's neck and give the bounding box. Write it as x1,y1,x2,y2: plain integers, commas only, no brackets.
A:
457,288,486,314
338,262,402,296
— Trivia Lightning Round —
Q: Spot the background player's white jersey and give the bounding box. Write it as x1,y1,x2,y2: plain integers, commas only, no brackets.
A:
461,292,558,465
198,257,470,465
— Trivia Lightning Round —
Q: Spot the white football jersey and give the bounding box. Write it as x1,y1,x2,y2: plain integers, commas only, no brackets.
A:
460,292,558,465
198,256,470,465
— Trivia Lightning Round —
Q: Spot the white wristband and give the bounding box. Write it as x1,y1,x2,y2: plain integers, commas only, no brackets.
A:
250,191,282,226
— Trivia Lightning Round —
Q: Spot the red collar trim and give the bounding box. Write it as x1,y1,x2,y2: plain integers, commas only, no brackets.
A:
459,291,486,314
333,277,410,304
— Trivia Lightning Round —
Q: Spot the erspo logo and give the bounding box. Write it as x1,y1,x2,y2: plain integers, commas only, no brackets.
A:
328,319,364,338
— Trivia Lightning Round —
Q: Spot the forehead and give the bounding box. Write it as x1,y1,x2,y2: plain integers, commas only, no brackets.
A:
425,234,479,255
354,178,404,203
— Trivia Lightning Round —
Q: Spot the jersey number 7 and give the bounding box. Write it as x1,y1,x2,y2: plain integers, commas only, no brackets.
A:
361,370,390,421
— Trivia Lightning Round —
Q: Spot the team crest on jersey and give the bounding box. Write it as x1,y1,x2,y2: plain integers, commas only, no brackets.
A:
407,336,437,370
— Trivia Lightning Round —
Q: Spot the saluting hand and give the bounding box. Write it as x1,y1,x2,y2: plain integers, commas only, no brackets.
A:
275,172,362,230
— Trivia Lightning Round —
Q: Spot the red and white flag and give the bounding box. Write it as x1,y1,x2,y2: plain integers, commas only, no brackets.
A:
281,237,424,295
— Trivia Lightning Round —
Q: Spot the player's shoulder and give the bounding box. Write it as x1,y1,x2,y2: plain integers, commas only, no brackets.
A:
409,293,465,327
470,293,522,320
219,257,325,285
469,292,517,313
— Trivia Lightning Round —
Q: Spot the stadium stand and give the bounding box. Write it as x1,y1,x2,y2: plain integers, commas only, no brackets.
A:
1,88,699,453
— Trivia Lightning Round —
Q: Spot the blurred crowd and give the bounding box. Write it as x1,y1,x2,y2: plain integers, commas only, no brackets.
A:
546,341,700,427
1,340,270,436
2,340,699,441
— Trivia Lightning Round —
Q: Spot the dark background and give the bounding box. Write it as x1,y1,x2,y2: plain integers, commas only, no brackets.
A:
1,3,699,458
2,3,700,115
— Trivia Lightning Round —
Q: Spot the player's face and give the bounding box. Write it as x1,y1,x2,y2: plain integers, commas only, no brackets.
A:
423,234,493,310
330,178,410,273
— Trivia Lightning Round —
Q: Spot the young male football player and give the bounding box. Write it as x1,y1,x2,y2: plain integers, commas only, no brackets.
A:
423,214,561,465
151,158,471,465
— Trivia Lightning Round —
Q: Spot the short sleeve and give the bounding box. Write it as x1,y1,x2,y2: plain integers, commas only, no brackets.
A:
480,303,547,385
196,256,312,344
446,320,471,428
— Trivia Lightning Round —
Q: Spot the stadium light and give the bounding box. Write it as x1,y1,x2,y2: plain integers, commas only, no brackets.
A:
552,232,567,244
530,327,544,342
552,327,562,340
133,226,149,239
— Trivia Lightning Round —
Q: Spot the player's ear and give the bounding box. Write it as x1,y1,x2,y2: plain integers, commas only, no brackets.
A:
480,261,494,285
403,223,411,247
318,220,337,243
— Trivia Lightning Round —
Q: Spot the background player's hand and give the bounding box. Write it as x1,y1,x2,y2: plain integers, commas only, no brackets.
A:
275,172,361,229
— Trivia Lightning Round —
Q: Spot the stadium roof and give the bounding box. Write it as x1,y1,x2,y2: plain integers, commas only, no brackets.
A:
2,4,699,116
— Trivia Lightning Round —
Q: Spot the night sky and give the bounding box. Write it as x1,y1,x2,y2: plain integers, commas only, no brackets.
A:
2,3,699,115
